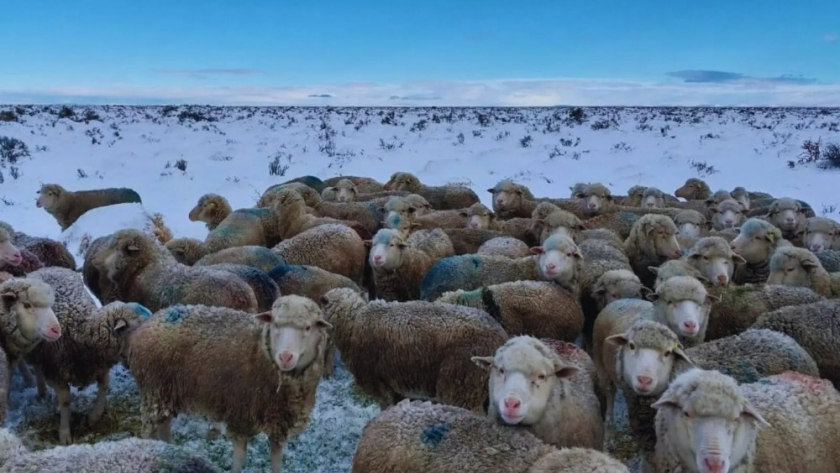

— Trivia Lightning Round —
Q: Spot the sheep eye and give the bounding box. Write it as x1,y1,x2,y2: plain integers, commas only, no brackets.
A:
537,374,546,381
23,302,32,309
498,367,505,375
683,411,692,418
703,256,709,260
628,342,636,350
664,350,673,357
304,325,311,331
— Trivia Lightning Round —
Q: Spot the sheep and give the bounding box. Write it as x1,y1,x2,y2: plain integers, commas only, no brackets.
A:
683,236,746,287
472,336,603,450
381,196,416,227
320,178,358,202
478,236,532,258
420,234,583,300
652,369,840,473
647,275,715,347
163,237,207,266
278,174,327,193
405,227,457,261
321,287,507,411
187,193,232,230
816,249,840,272
800,216,840,252
650,259,706,290
709,198,746,231
766,245,839,297
442,228,518,255
258,181,322,208
26,266,152,444
267,264,363,301
203,263,279,312
436,280,584,342
82,235,119,304
0,278,62,382
764,197,808,244
271,223,367,286
192,245,285,272
0,428,222,473
271,187,371,240
623,213,682,289
101,229,258,313
575,183,615,217
530,208,586,245
0,228,23,269
591,269,648,310
640,187,667,209
576,239,636,347
351,399,630,473
322,175,384,194
204,205,281,254
366,228,435,301
581,211,640,240
731,186,752,210
487,179,553,219
622,185,647,207
747,196,814,218
729,218,789,284
673,209,709,239
752,299,840,388
0,348,6,424
674,177,712,201
304,195,382,235
35,183,142,230
460,203,537,244
383,171,480,210
130,297,330,473
0,221,76,270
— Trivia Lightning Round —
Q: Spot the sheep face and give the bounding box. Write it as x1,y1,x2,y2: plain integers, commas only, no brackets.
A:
686,238,745,287
188,194,224,223
606,321,690,396
530,235,582,287
710,199,745,230
331,179,357,203
651,370,769,473
0,281,62,343
648,277,712,339
255,295,331,372
677,222,702,238
462,204,493,230
367,230,405,271
768,199,804,233
645,221,683,261
731,187,751,210
384,172,419,192
382,198,415,227
624,185,647,207
801,218,838,252
0,236,22,267
641,188,665,209
766,249,820,288
488,184,524,213
472,337,578,426
403,195,432,216
730,220,779,265
674,179,705,200
576,184,613,216
35,184,64,210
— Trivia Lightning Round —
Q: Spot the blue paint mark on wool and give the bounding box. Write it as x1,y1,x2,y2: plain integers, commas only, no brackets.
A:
127,302,152,318
239,207,271,218
385,213,404,230
164,306,187,323
421,422,450,447
372,228,396,245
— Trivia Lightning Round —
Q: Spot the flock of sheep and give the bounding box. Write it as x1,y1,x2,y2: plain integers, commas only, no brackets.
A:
0,171,839,473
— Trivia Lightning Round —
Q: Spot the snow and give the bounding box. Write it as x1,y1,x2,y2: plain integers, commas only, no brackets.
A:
1,104,839,472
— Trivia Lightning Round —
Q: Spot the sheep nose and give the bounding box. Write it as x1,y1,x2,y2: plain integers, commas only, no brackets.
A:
703,457,725,473
716,274,728,285
545,263,556,271
683,321,697,330
279,352,294,365
785,217,795,224
503,397,521,410
724,219,733,226
496,199,504,207
373,255,382,264
811,245,822,252
587,202,597,210
48,324,62,338
636,375,652,387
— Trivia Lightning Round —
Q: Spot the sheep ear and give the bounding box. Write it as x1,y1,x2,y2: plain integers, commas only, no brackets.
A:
1,292,17,306
696,274,710,284
319,296,329,306
606,333,629,346
350,187,357,194
471,356,494,370
409,223,421,230
515,190,523,196
673,346,693,364
207,202,216,209
647,266,660,275
640,286,653,296
554,364,579,379
377,207,385,214
114,318,128,333
458,211,468,218
407,207,417,214
315,318,332,330
646,292,660,302
801,259,820,270
765,232,776,243
732,254,747,265
573,248,584,259
486,188,495,194
488,212,497,221
126,243,140,253
651,394,681,411
397,243,407,249
254,311,273,324
687,250,701,260
741,403,771,428
574,192,585,199
529,246,544,255
705,294,721,304
591,282,605,295
605,194,614,201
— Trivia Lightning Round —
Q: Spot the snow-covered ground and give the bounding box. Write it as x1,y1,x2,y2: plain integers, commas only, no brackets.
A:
1,104,839,471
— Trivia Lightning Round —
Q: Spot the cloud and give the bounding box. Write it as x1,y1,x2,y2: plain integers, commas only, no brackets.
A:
152,68,266,80
666,70,816,85
2,76,840,107
824,33,839,42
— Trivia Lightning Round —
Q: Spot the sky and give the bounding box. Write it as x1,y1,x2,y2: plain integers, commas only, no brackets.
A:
2,0,839,106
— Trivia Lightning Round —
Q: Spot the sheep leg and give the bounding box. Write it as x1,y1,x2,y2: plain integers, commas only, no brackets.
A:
231,435,249,473
323,345,335,378
86,374,109,426
56,384,73,445
17,363,35,387
604,382,617,442
34,365,48,399
156,417,172,442
269,433,286,473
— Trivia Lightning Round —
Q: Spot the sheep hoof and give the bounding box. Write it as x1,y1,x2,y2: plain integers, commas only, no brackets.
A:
58,430,72,445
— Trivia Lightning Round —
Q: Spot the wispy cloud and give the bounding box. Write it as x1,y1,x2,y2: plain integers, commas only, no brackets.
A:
2,76,839,107
824,33,839,42
666,70,816,85
152,68,266,80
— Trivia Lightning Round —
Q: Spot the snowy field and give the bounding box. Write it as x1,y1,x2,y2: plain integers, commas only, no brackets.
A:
1,104,839,471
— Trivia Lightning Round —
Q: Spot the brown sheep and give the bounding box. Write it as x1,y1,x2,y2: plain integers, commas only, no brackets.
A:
322,175,385,194
623,214,682,289
0,221,76,270
187,193,232,230
384,171,479,210
766,246,839,297
36,183,143,231
271,224,367,286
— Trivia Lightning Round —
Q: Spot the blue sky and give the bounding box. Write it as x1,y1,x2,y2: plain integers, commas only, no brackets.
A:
2,0,839,106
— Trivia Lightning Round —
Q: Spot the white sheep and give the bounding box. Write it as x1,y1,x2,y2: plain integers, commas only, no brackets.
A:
653,368,840,473
472,336,603,450
127,296,331,473
0,278,62,381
